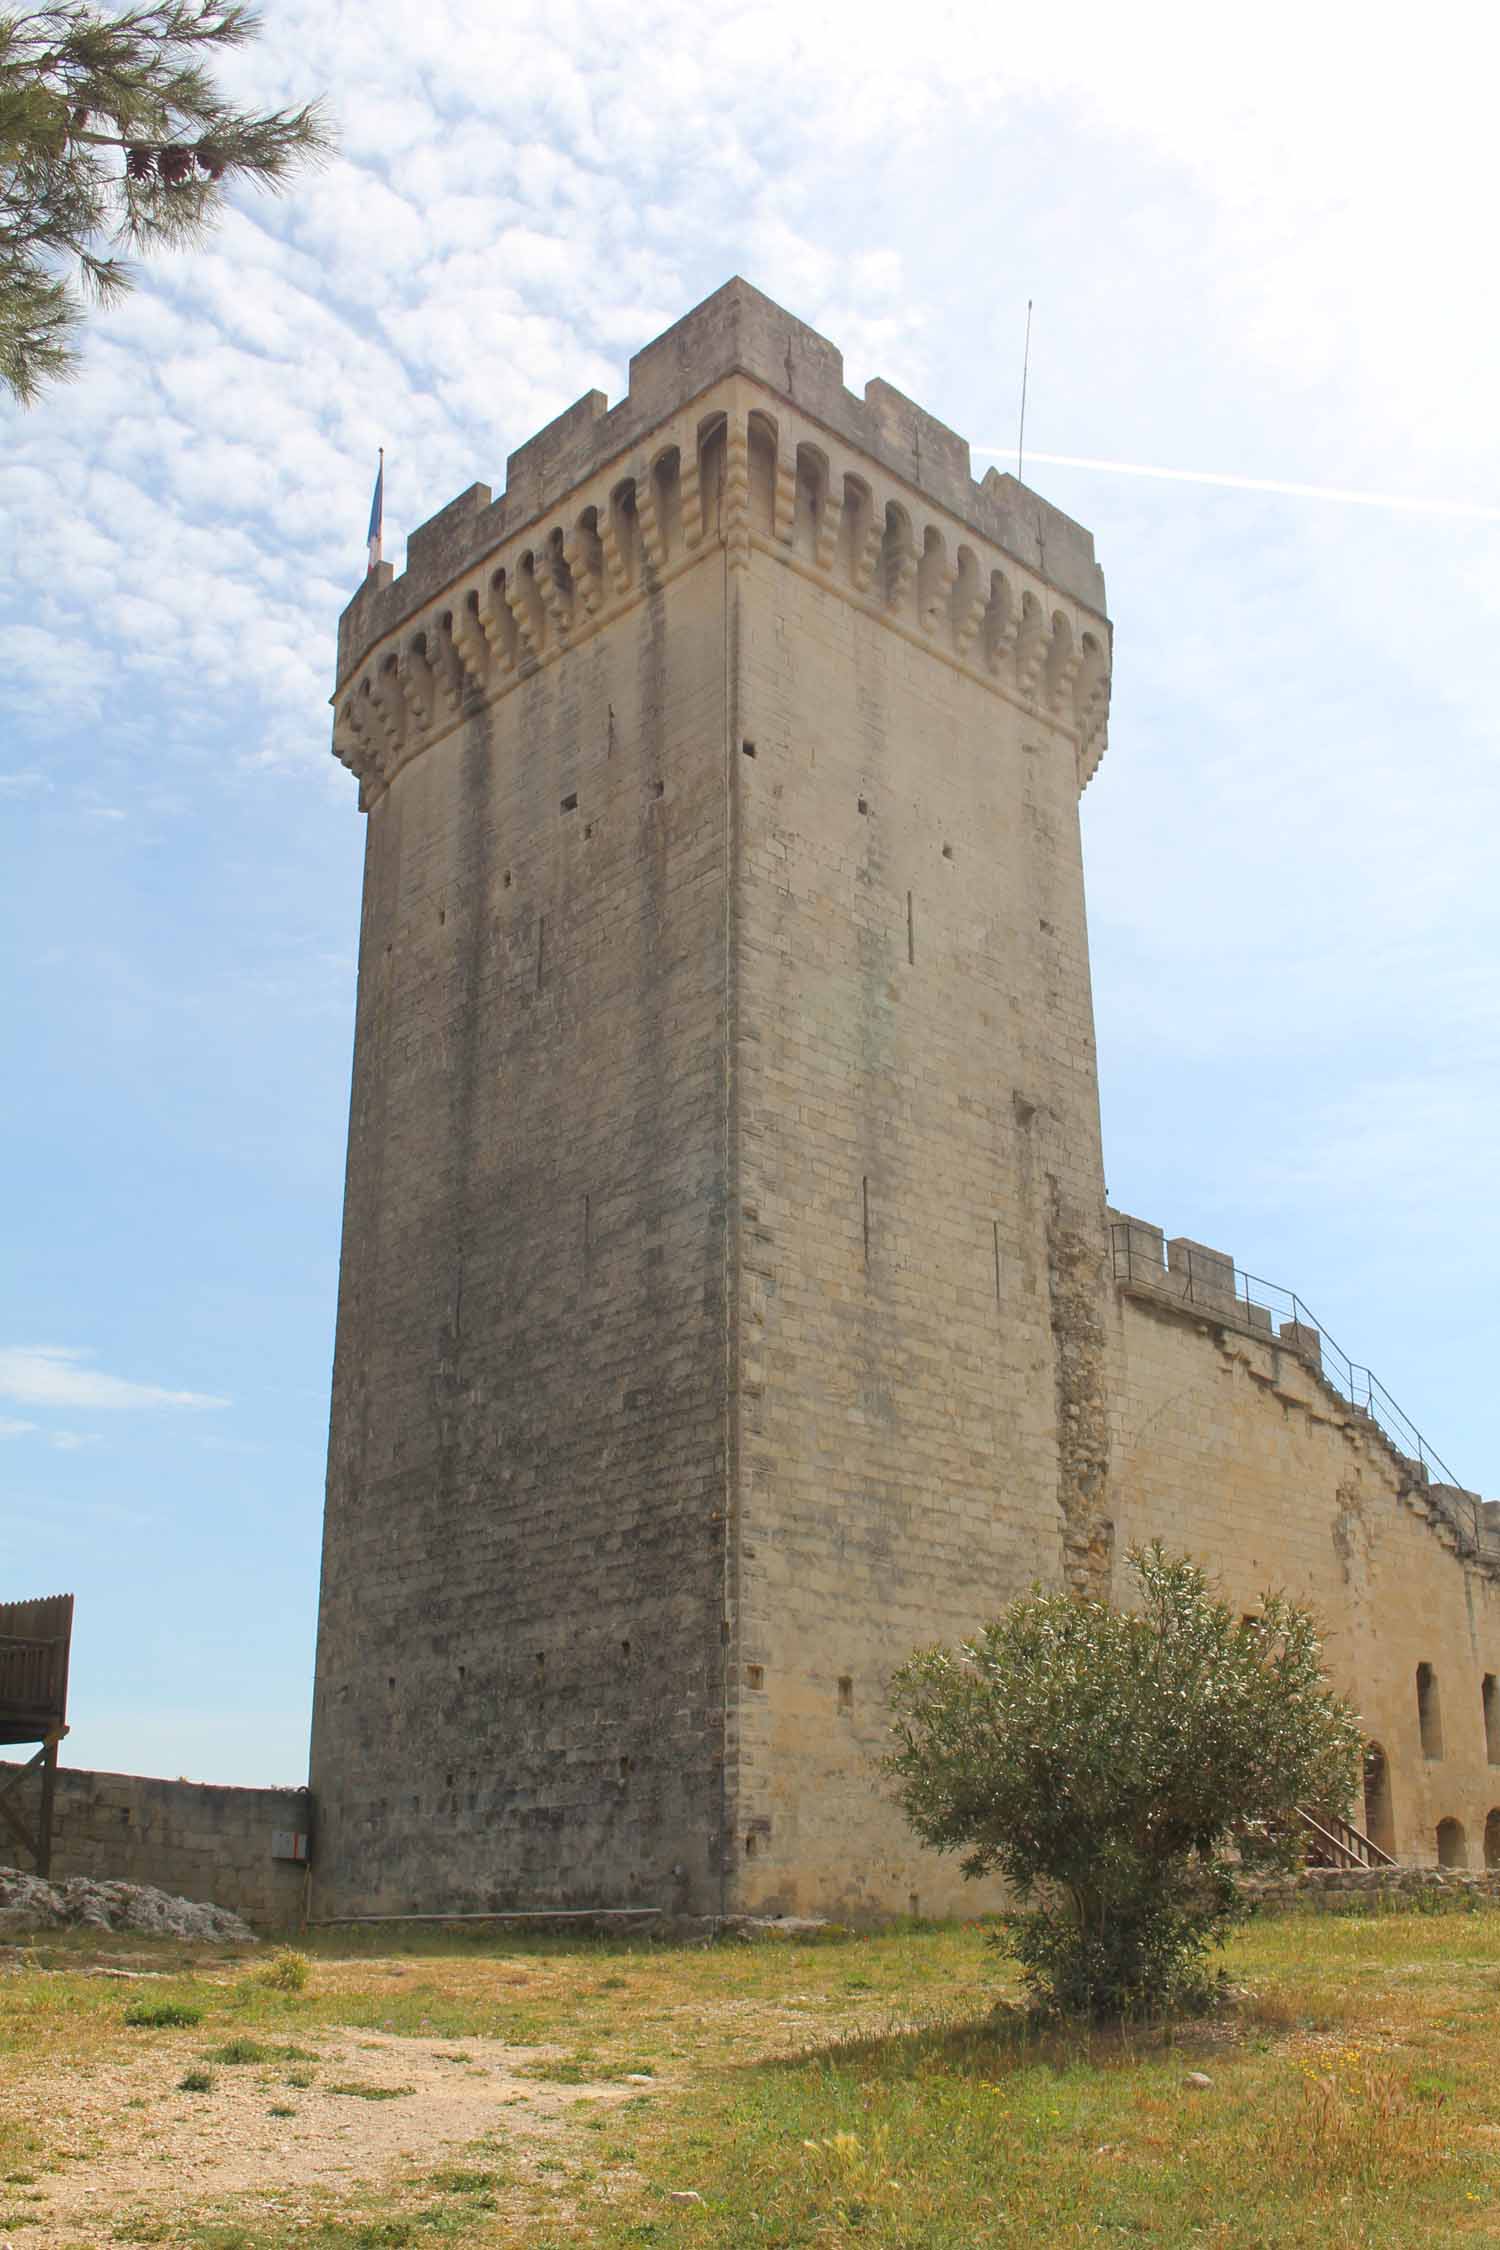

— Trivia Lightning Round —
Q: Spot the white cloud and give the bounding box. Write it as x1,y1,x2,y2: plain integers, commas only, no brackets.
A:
0,1417,38,1438
0,1348,228,1413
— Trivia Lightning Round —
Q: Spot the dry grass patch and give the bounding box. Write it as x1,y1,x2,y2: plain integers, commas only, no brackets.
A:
3,1909,1500,2245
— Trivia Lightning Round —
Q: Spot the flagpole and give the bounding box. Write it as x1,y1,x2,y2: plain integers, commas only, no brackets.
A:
1017,301,1032,483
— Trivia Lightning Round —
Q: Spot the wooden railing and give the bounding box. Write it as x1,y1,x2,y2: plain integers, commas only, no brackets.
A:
1297,1806,1396,1870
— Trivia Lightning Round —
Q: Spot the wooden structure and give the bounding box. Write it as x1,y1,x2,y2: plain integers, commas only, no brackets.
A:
1297,1803,1396,1871
0,1594,73,1876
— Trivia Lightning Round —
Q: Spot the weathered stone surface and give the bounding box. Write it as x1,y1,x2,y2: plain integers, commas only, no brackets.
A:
310,282,1497,1924
0,1770,307,1928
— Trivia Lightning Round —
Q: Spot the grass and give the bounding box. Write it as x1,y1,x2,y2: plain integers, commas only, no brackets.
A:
124,1998,203,2028
7,1909,1500,2243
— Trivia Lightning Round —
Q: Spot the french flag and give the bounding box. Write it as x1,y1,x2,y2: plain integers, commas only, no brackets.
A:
366,449,384,575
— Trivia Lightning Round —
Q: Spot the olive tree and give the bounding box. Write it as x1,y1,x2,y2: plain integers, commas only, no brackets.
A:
886,1544,1363,2019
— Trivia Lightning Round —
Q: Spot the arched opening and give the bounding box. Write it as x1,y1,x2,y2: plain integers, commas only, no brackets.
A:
1417,1662,1444,1759
793,443,829,560
609,480,639,589
746,411,778,536
1362,1741,1395,1856
950,545,982,646
1484,1675,1500,1765
572,507,604,608
839,474,875,585
696,414,727,540
650,446,682,557
983,569,1015,668
1437,1817,1468,1869
1485,1810,1500,1869
916,525,950,631
880,502,915,612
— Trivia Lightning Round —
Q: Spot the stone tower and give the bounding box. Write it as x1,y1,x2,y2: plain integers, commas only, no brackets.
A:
310,280,1114,1920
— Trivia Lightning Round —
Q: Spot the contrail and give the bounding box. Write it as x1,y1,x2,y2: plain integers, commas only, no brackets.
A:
974,448,1500,524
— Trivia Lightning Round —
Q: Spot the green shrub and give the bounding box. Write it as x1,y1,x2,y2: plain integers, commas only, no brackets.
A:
257,1948,311,1993
177,2068,216,2093
124,2000,202,2029
887,1544,1362,2021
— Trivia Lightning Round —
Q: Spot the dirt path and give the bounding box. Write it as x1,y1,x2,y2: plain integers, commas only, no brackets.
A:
5,2025,648,2247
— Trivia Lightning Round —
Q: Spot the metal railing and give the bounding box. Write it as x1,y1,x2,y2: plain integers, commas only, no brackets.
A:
1109,1223,1487,1555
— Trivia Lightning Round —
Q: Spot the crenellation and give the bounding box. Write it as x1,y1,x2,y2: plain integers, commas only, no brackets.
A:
337,280,1106,689
312,284,1497,1921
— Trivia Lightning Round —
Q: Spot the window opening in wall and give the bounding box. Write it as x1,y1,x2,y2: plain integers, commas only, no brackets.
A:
653,779,664,798
942,842,954,860
621,1639,631,1659
1484,1675,1500,1765
742,740,756,758
1487,1810,1500,1870
1437,1816,1468,1869
618,1755,633,1779
1363,1741,1395,1856
561,792,578,812
837,1676,853,1711
744,1832,758,1857
503,870,512,889
858,796,869,815
745,1664,764,1690
1417,1663,1444,1758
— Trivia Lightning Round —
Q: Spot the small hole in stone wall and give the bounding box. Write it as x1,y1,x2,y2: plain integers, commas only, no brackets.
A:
942,843,953,861
746,1663,764,1690
744,1833,758,1858
742,740,756,758
621,1639,631,1659
584,822,593,839
387,1677,395,1691
384,943,392,958
858,796,869,815
503,870,512,889
535,1651,546,1672
838,1676,853,1710
653,779,665,798
619,1755,633,1779
445,1772,454,1789
438,906,446,925
561,792,578,812
458,1664,466,1680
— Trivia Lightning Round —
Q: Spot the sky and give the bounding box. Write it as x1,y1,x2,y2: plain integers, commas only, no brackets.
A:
2,0,1496,1787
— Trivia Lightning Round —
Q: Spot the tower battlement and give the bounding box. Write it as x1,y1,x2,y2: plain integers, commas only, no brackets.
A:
332,279,1111,812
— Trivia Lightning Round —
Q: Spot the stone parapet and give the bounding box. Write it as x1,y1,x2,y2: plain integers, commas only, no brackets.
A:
331,282,1111,812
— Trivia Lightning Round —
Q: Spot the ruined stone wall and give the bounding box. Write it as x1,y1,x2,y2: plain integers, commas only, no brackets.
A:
724,403,1113,1919
309,555,733,1919
2,1766,310,1928
1106,1245,1500,1871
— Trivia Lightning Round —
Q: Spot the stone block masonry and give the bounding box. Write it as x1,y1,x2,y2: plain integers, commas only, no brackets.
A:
311,278,1494,1921
1,1766,311,1929
313,279,1115,1923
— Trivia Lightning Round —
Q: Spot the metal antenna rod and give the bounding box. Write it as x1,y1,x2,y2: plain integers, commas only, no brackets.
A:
1017,299,1033,482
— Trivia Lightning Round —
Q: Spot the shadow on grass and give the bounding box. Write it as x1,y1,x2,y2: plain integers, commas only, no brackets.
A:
746,1995,1256,2087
